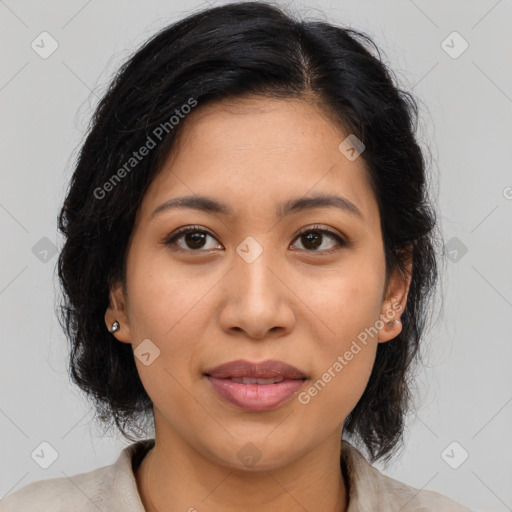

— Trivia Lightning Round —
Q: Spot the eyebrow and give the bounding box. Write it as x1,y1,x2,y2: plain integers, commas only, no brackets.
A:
151,193,364,221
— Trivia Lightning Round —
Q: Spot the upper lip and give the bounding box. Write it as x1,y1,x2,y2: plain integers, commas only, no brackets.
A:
204,359,308,379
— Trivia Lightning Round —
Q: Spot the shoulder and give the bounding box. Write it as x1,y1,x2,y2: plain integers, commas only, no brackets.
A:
0,439,153,512
341,440,475,512
377,470,474,511
0,465,112,512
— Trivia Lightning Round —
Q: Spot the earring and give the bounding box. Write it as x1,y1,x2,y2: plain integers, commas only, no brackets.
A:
109,321,120,333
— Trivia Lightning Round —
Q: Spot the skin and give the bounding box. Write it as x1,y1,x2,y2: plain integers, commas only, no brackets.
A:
105,95,412,512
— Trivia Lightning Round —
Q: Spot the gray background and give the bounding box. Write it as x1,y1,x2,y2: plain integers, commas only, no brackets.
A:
1,0,511,510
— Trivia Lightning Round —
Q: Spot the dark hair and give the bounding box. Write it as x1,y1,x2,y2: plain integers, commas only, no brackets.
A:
56,1,440,463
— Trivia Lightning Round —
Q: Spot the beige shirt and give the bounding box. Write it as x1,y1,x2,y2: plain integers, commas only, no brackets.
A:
0,439,473,511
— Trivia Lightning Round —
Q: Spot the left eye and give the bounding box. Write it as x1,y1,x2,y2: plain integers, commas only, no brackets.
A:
164,225,346,253
291,227,346,252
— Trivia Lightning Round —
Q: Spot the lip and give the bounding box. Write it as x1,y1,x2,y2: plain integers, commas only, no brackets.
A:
204,359,308,379
204,359,308,412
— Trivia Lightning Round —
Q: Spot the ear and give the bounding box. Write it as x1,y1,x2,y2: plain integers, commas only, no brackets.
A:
104,280,131,343
378,246,413,343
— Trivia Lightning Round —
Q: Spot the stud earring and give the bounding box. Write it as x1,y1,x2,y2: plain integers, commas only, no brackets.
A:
109,321,120,333
386,317,400,327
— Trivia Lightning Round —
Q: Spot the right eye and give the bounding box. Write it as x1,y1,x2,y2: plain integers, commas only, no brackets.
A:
163,226,223,252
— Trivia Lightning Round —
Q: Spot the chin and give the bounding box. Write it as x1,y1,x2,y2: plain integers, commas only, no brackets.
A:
200,432,306,472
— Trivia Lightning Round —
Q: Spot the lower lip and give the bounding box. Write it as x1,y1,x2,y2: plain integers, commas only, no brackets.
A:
206,376,306,412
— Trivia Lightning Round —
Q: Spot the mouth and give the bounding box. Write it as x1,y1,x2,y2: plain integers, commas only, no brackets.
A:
228,377,289,384
203,359,308,412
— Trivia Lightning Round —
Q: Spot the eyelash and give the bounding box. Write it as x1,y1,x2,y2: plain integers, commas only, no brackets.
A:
163,224,347,254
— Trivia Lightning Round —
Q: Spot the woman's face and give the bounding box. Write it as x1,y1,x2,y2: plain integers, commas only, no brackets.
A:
107,96,410,470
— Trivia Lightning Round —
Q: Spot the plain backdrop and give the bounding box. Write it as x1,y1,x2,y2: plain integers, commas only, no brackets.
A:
1,1,511,510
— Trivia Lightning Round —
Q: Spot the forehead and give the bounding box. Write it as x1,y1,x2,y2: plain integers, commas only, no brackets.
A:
138,96,379,230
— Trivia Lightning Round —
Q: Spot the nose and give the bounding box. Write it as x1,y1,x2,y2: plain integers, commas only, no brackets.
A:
218,245,296,341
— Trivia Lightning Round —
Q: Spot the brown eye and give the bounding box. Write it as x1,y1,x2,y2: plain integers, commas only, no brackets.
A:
291,226,346,253
164,224,347,254
164,226,222,252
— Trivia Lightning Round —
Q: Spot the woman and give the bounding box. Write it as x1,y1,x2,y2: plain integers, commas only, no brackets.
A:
1,2,474,510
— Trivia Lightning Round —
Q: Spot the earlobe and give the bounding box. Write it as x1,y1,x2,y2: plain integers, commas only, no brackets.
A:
377,299,403,343
104,281,131,343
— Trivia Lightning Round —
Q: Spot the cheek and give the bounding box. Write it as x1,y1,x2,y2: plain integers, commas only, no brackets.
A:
128,271,207,417
126,255,212,387
297,348,376,432
128,248,208,337
294,256,383,416
305,254,385,346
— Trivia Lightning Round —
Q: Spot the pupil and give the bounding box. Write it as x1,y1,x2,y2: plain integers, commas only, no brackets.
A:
303,232,321,249
187,233,206,249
